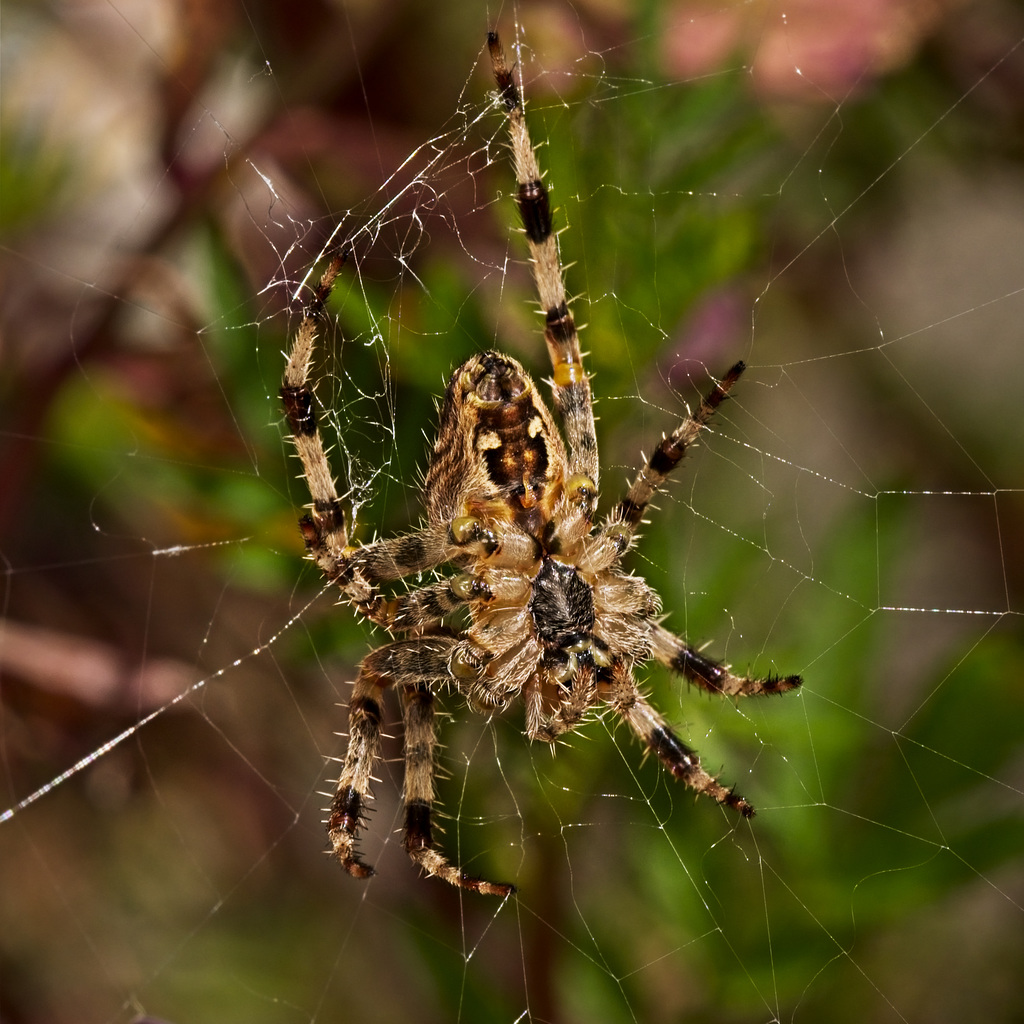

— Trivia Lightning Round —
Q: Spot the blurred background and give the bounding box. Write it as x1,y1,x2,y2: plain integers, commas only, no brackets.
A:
2,1,1023,1022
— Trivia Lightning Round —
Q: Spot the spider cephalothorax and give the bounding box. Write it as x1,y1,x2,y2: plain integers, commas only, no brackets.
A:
280,33,801,897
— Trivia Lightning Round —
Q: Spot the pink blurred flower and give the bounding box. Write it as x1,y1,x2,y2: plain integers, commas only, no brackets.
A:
662,0,948,101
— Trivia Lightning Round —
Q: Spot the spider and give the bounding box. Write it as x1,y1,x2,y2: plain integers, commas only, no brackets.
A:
280,32,801,897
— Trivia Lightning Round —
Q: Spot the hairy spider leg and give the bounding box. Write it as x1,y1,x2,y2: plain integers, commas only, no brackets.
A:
650,622,802,698
608,361,746,538
402,681,516,896
280,248,480,629
328,637,515,895
602,663,756,817
489,34,598,511
280,251,350,579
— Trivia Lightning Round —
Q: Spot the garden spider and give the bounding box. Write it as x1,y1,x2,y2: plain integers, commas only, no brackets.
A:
281,32,801,897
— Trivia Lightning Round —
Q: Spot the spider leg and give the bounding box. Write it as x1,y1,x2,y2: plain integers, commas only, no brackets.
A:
327,637,514,896
327,637,455,878
489,34,599,500
366,578,469,633
339,552,475,631
603,361,746,543
522,663,598,743
327,660,386,879
280,251,351,577
281,251,475,626
401,682,516,897
602,663,755,817
650,623,802,697
333,514,540,628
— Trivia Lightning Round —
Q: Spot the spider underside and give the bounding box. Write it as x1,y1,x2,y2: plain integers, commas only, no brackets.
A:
280,32,801,897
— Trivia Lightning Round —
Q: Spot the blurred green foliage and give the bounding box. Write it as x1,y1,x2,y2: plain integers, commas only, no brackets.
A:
2,2,1022,1023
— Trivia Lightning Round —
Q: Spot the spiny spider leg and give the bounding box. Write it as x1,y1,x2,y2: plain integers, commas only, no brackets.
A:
279,244,478,630
607,361,746,538
602,663,755,817
488,33,599,502
328,636,514,894
280,249,351,578
650,623,802,697
401,681,516,897
326,656,384,880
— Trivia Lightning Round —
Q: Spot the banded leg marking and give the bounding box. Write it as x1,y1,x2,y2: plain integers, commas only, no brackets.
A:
401,682,516,897
610,361,746,533
650,623,802,697
606,669,755,817
327,638,457,879
489,33,598,490
327,671,385,878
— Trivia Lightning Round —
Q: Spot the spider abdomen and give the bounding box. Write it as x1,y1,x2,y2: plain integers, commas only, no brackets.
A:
427,351,569,536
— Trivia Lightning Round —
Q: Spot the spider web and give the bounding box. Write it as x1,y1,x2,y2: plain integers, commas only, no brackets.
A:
2,2,1023,1022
